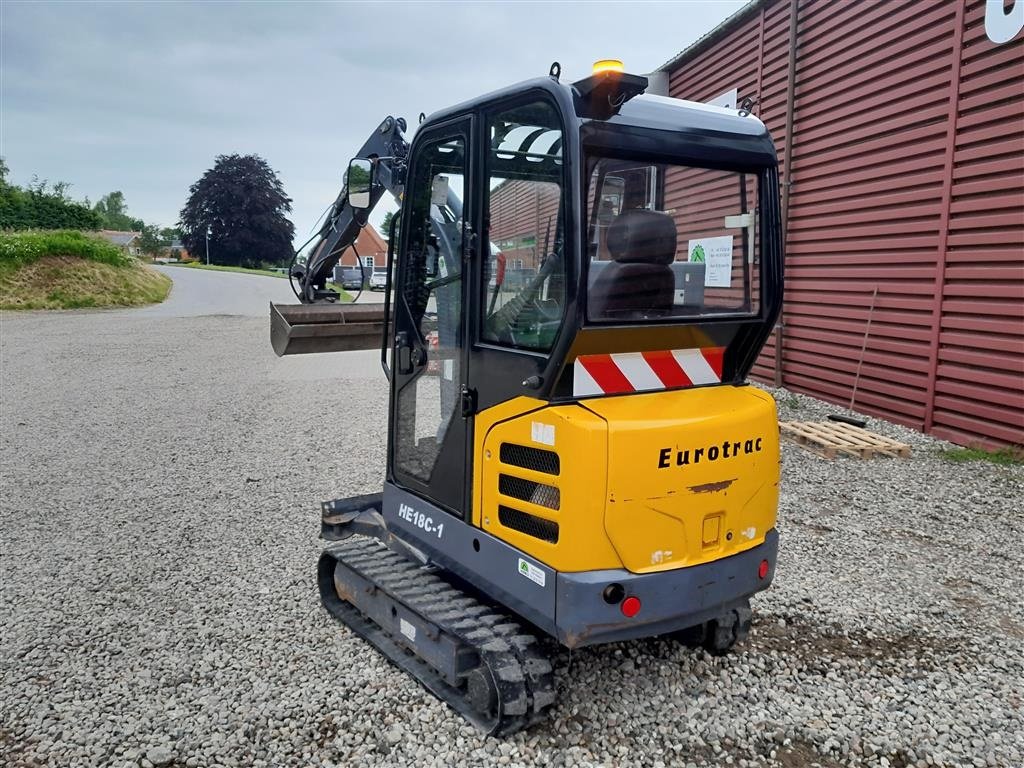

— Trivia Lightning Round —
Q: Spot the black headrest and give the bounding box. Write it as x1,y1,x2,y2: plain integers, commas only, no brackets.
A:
606,209,677,265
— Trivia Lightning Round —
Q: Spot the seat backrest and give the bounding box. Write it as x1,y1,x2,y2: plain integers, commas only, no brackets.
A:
589,209,677,318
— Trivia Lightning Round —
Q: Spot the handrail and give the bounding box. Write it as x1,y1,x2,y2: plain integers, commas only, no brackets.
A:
380,211,399,380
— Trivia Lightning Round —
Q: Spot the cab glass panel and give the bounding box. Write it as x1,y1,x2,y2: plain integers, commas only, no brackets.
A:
482,100,567,352
586,157,761,322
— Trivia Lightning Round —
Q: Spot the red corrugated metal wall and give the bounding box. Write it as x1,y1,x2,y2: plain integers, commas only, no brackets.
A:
666,0,1024,448
932,0,1024,446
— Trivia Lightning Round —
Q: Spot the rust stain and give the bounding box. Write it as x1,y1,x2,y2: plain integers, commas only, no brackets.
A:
688,478,736,494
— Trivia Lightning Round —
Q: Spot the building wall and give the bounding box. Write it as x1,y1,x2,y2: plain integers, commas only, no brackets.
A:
337,223,387,268
665,0,1023,447
489,180,561,268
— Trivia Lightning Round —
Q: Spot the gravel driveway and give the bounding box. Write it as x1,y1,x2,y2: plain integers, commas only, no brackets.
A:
2,274,1022,768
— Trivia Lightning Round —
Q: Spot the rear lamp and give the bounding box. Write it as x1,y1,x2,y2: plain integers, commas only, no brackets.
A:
758,559,770,580
602,583,625,604
621,596,641,618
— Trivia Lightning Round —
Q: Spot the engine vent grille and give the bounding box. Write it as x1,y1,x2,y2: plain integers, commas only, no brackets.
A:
499,443,560,475
498,505,559,544
499,474,560,510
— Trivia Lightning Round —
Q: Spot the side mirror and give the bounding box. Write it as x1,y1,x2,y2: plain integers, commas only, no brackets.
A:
347,158,374,209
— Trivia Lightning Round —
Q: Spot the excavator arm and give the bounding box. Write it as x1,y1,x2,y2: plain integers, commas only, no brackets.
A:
270,116,408,357
292,116,409,304
272,112,529,357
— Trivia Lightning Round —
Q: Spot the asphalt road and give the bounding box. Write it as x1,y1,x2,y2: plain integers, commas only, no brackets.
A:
140,267,385,320
142,266,300,317
141,266,384,380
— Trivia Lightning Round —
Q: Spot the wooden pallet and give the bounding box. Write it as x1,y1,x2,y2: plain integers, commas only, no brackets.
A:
780,420,912,459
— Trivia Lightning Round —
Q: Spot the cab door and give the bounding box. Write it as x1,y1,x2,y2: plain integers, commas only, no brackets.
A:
388,119,473,516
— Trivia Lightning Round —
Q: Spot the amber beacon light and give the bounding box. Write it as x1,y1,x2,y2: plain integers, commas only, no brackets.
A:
592,59,625,75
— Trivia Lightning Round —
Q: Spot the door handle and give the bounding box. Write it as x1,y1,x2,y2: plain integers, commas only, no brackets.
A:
396,332,426,375
396,332,413,374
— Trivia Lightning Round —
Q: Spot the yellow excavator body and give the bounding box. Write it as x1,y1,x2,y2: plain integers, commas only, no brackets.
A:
475,386,779,574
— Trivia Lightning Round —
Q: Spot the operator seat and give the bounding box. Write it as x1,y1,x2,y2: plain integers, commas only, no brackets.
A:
589,208,677,318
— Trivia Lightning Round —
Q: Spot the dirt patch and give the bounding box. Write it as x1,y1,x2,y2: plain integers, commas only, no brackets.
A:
943,577,986,611
791,519,836,535
998,614,1024,640
774,740,847,768
749,612,956,671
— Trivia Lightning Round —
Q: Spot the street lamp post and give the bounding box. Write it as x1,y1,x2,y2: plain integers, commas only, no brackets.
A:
205,226,211,265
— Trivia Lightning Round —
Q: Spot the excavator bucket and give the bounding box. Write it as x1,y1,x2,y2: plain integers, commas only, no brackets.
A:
270,302,385,356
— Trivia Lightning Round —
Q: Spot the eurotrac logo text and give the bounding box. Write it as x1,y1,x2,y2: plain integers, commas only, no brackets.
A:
657,437,764,469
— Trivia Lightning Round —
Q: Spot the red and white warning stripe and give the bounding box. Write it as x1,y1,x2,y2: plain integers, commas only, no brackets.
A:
573,347,725,396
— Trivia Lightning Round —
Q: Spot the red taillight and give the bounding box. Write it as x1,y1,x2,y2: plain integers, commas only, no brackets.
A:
621,596,641,618
758,559,770,579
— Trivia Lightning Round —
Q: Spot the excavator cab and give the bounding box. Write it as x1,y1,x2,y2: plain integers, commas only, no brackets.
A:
272,63,783,735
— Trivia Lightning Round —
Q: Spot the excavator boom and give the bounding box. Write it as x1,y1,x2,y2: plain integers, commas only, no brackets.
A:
293,116,408,304
270,116,408,357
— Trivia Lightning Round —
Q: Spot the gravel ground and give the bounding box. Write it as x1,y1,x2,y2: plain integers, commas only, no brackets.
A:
2,302,1022,768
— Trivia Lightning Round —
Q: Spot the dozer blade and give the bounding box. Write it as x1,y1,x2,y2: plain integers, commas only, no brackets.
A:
270,302,386,356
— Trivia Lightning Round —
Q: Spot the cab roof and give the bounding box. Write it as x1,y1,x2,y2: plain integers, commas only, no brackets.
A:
421,75,777,170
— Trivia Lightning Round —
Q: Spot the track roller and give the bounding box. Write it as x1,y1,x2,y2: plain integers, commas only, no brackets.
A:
672,601,752,656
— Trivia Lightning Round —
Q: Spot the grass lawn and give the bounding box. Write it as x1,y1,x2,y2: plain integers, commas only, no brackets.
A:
0,231,171,310
164,261,351,301
937,446,1024,466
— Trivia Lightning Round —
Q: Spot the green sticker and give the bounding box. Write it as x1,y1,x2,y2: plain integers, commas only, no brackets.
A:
690,244,706,263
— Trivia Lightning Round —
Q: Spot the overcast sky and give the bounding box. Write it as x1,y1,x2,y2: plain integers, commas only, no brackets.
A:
2,0,745,240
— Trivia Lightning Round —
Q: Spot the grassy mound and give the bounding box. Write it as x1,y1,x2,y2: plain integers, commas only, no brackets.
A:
0,230,171,310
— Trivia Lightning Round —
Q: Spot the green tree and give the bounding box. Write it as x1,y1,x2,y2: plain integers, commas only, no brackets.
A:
159,226,181,243
0,172,101,231
51,181,72,201
93,191,143,231
179,154,295,268
137,224,165,256
379,211,401,247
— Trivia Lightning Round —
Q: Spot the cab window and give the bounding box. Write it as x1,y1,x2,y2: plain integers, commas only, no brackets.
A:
482,101,566,352
587,157,760,321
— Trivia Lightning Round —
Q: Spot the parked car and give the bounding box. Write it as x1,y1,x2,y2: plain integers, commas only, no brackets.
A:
369,269,388,290
333,267,364,290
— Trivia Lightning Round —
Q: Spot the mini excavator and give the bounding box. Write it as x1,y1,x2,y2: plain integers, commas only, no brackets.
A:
270,60,784,735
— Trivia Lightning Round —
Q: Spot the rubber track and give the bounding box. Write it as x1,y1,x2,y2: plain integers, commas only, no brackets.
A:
319,536,555,736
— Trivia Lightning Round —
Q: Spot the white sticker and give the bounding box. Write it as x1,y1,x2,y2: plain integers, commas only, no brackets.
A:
431,175,449,205
443,359,454,381
688,235,734,288
518,558,546,587
741,527,757,540
399,618,416,642
651,549,673,565
530,422,555,446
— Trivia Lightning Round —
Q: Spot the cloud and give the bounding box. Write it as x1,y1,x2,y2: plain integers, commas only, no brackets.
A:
2,0,745,235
